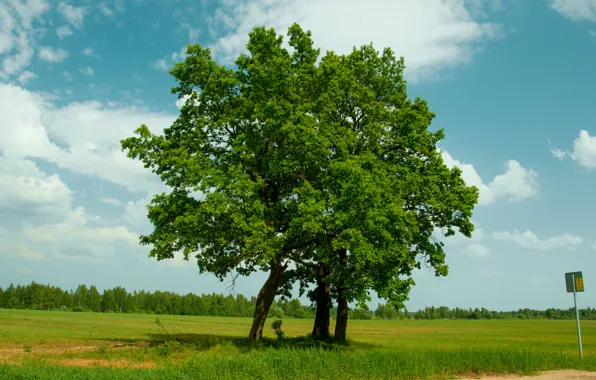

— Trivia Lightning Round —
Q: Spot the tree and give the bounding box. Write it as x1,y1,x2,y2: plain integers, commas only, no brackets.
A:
121,23,477,341
121,24,331,340
113,286,128,312
278,44,478,341
74,285,88,309
87,286,102,312
101,289,118,312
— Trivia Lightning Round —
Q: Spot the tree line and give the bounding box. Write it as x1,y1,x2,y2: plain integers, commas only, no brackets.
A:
1,282,594,321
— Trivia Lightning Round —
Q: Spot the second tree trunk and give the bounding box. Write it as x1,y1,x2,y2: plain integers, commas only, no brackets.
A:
334,249,348,341
311,263,331,339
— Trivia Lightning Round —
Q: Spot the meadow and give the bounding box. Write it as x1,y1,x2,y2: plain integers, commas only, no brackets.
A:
1,309,595,379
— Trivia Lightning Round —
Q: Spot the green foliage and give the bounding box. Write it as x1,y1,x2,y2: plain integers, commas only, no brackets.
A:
2,282,596,320
120,24,329,283
301,43,478,311
376,304,596,321
155,340,183,357
270,319,285,340
119,23,479,323
101,289,118,313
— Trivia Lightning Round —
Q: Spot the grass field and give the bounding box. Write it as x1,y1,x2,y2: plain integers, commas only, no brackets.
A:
1,309,595,379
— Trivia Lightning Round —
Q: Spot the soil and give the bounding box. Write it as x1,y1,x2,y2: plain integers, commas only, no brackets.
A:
56,359,156,368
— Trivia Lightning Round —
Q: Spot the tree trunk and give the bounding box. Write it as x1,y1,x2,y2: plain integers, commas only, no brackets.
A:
311,264,331,339
248,262,286,341
334,249,348,342
335,288,348,341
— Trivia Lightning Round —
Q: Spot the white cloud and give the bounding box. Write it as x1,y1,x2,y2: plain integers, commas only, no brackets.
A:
101,197,123,207
550,130,596,169
153,58,168,71
0,84,62,160
0,236,45,260
0,6,15,55
0,202,142,263
17,70,36,84
175,95,188,109
0,157,72,221
38,46,68,63
0,83,173,195
571,130,596,169
551,147,567,160
207,0,503,81
81,47,97,57
550,0,596,22
441,150,539,205
463,243,491,258
0,89,145,264
492,230,583,251
58,2,86,29
79,66,94,76
0,0,49,77
181,23,200,42
122,196,152,230
153,47,187,71
0,154,74,262
21,207,139,263
56,25,73,38
98,3,114,16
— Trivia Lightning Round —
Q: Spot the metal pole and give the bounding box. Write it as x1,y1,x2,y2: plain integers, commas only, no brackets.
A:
572,274,583,358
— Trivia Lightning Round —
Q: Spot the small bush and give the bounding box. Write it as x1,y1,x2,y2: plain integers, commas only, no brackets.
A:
72,306,84,312
155,340,182,357
271,319,285,340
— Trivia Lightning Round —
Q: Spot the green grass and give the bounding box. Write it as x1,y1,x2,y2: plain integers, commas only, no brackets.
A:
2,348,596,379
0,309,595,379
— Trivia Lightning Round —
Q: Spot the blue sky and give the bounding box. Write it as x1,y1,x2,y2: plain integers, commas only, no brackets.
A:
1,0,596,312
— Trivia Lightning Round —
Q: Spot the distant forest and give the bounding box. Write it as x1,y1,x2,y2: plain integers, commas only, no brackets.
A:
1,282,595,320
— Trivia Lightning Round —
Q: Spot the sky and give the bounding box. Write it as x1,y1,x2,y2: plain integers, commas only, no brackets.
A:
1,0,595,312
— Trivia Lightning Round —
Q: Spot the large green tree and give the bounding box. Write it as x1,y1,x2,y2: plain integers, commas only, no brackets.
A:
121,24,333,340
121,23,477,341
280,44,478,341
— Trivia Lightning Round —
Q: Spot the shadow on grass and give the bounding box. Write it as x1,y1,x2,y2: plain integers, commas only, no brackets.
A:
99,333,379,353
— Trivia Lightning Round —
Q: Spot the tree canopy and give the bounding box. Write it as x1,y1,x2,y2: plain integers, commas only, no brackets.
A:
121,23,478,341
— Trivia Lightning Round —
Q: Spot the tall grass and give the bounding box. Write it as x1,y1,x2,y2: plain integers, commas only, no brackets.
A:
2,347,595,379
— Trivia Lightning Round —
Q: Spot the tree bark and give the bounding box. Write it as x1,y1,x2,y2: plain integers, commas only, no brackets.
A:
335,288,348,341
311,263,331,339
334,249,348,342
248,262,286,341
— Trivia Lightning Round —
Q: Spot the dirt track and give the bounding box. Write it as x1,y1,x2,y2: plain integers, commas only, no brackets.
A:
465,371,596,380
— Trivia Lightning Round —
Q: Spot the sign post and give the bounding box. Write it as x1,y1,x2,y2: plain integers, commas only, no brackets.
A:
565,271,584,358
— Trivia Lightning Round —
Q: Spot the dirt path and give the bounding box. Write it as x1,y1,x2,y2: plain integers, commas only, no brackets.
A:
465,371,596,380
